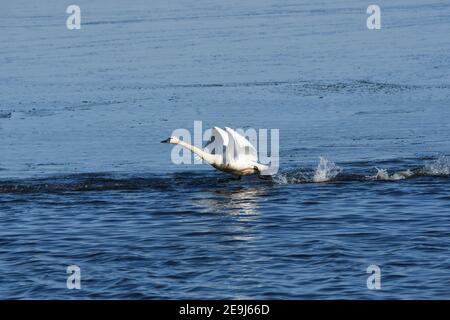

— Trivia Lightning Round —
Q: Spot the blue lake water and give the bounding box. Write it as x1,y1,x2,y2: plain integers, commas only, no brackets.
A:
0,0,449,299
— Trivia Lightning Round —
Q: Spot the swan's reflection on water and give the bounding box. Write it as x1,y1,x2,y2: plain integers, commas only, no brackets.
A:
191,186,271,243
195,186,271,217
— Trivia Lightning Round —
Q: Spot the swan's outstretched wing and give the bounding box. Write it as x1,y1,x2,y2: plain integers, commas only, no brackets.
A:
225,127,258,162
204,126,229,155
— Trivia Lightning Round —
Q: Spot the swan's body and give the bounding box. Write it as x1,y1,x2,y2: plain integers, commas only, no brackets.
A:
161,127,269,177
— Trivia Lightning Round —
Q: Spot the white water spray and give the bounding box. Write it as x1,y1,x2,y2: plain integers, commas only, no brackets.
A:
372,168,414,181
424,156,450,175
313,157,342,183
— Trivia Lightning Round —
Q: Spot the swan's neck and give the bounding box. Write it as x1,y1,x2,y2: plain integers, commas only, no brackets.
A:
177,140,216,164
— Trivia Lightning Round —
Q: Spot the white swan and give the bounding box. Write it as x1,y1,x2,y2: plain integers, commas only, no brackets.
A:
161,127,269,177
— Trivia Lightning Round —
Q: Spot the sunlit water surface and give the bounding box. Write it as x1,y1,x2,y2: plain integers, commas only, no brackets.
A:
1,0,449,299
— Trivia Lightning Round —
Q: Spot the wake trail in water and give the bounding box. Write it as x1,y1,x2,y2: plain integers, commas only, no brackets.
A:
0,157,449,193
272,156,450,184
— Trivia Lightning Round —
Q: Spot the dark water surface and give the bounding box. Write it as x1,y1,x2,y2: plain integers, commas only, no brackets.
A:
1,0,450,299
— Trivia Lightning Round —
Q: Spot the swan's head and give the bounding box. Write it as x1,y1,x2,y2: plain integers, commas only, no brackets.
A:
160,136,180,144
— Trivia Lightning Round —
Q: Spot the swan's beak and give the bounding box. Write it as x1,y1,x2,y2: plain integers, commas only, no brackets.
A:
161,138,171,143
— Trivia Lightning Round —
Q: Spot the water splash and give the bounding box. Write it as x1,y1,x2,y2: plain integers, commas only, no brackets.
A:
272,157,342,184
423,156,450,175
272,173,288,185
371,168,414,181
272,170,308,184
313,157,342,183
272,156,450,185
366,156,450,181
